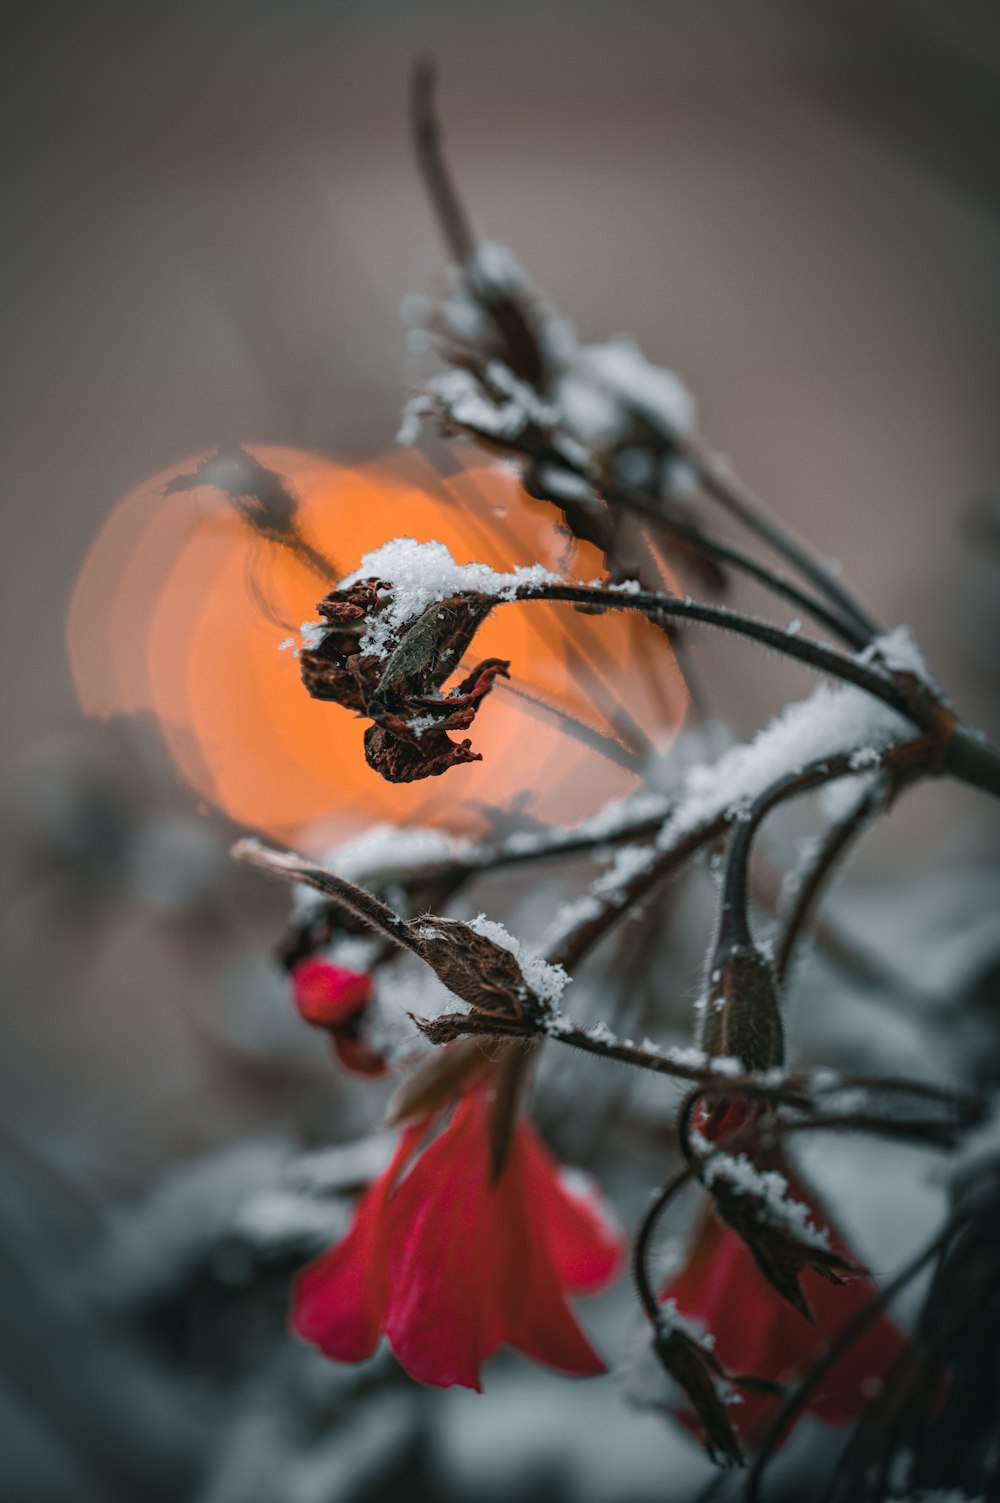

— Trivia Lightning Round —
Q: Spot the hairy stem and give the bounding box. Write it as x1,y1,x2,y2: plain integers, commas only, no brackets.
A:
514,583,916,720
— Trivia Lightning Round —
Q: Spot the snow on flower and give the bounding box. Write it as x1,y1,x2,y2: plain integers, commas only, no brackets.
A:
335,537,561,660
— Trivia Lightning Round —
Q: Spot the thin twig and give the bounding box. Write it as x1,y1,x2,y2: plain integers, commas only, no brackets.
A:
677,430,883,644
775,783,885,983
587,468,872,651
512,582,919,722
632,1166,694,1324
411,61,477,267
714,745,927,957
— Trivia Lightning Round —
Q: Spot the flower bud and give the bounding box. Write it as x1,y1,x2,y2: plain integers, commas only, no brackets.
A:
291,959,373,1029
333,1029,389,1078
699,944,783,1074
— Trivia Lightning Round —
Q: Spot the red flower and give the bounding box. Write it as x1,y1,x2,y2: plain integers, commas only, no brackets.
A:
659,1179,908,1450
290,959,388,1077
292,1083,624,1389
291,959,373,1027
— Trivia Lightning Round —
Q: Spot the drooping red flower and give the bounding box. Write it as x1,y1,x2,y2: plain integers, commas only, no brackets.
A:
290,958,388,1077
291,959,373,1027
659,1178,908,1450
292,1083,624,1389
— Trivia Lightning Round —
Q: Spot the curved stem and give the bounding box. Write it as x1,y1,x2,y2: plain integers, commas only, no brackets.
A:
513,583,917,722
677,430,883,645
632,1167,694,1325
589,469,871,650
231,841,425,958
714,737,934,964
776,783,884,983
716,755,869,956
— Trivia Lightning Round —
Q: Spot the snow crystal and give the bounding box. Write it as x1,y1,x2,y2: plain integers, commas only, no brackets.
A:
466,912,569,1006
417,363,557,445
334,537,561,659
701,1152,832,1251
556,337,695,449
657,1297,715,1350
657,676,911,847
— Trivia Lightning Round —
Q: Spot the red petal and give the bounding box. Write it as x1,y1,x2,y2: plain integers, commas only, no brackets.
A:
292,960,372,1028
382,1090,610,1388
291,1122,425,1362
383,1091,506,1388
517,1123,624,1292
661,1178,909,1449
496,1124,608,1376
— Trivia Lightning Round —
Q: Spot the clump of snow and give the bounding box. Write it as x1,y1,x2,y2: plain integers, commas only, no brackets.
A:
411,363,559,446
700,1152,832,1251
863,624,934,683
542,841,659,949
590,841,657,899
337,537,561,659
556,337,695,449
658,677,911,847
467,912,569,1007
656,1297,715,1351
402,234,698,512
543,892,605,947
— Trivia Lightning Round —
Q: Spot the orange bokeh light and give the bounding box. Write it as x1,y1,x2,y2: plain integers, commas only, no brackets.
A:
68,445,688,846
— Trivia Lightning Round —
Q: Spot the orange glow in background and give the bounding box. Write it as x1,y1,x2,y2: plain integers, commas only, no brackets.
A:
68,446,688,847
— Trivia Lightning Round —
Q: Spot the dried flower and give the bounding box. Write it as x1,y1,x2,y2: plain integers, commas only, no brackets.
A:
300,579,508,781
